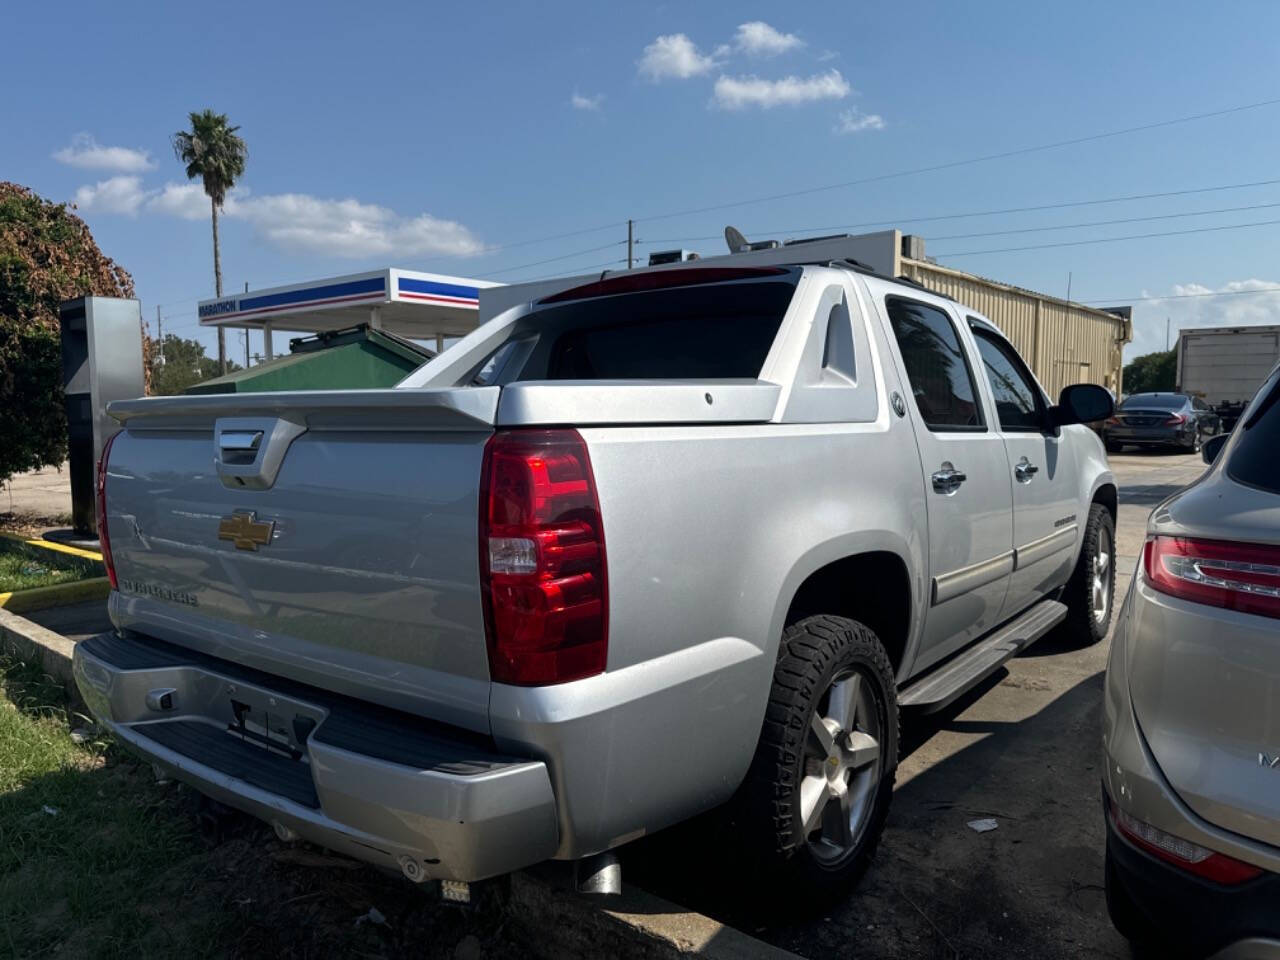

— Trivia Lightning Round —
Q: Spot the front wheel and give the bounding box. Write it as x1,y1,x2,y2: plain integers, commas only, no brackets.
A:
738,616,898,906
1061,503,1116,645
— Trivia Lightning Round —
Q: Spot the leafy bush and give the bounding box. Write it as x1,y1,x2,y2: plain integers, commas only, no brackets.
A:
0,182,140,486
1121,349,1176,396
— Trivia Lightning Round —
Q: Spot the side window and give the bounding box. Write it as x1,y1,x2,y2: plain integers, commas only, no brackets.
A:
1193,397,1209,412
886,297,984,431
970,326,1046,431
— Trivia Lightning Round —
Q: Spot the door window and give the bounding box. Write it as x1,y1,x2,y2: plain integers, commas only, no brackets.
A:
970,327,1046,431
885,298,984,431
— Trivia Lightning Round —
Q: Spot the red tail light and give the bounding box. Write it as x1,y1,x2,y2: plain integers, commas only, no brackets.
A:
96,431,119,590
1163,413,1187,425
1109,800,1263,885
479,429,607,685
1143,536,1280,619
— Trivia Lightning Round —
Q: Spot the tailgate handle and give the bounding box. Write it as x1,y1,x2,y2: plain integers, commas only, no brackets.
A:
214,418,305,490
220,430,263,452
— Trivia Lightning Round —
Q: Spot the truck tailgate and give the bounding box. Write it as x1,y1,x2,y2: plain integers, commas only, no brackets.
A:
103,388,499,733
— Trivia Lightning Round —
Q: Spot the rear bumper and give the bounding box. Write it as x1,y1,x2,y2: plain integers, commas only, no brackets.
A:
1103,426,1188,445
73,631,559,882
1106,815,1280,958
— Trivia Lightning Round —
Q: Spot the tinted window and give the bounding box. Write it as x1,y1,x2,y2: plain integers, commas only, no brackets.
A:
1228,370,1280,494
1119,395,1185,410
886,298,983,430
1193,397,1209,411
506,280,795,382
971,327,1044,430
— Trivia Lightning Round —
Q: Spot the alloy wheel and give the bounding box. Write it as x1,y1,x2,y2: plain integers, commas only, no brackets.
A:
1092,524,1113,624
800,669,882,866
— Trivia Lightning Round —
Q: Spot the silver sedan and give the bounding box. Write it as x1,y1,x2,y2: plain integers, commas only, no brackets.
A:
1102,363,1280,958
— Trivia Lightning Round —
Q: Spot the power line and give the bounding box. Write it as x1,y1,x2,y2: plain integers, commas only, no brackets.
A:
635,177,1280,246
934,216,1280,258
480,240,626,277
633,96,1280,224
1081,286,1280,305
927,199,1280,242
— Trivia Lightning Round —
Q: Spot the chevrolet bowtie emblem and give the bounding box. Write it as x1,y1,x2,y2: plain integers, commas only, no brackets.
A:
217,511,275,551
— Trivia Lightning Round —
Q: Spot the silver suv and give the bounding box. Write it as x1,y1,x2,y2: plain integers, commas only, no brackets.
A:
1103,363,1280,957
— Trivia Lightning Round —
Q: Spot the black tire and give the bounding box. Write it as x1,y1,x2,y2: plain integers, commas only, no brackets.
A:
737,615,898,908
1061,503,1116,645
1187,431,1202,453
1105,440,1123,454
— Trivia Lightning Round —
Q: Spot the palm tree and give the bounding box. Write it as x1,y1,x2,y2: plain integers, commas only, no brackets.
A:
172,110,247,374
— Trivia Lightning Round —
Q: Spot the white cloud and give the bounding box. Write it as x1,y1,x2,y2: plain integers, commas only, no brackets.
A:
146,182,219,219
735,21,803,57
79,177,484,258
228,193,483,258
712,69,850,110
571,91,604,111
834,107,886,134
73,176,151,215
638,33,718,80
816,50,839,62
1124,279,1280,360
54,133,154,173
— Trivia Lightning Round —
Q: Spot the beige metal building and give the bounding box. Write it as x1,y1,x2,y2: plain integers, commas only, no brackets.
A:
897,238,1132,398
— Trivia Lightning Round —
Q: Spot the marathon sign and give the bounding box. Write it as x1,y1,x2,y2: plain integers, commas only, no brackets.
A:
198,298,238,319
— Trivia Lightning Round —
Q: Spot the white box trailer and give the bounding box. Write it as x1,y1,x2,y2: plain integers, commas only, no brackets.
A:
1176,324,1280,428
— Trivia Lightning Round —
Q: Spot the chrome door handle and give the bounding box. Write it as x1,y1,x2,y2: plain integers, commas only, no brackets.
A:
1015,459,1039,482
931,463,967,494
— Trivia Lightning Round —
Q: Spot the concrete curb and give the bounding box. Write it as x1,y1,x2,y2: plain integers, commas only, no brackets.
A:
0,577,110,614
510,869,802,960
0,606,79,694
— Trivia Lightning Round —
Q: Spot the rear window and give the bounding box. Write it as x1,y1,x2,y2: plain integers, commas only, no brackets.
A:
486,279,796,383
1227,369,1280,494
1119,395,1185,410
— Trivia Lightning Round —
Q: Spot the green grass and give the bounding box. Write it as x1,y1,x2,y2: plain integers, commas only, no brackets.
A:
0,657,531,959
0,540,101,593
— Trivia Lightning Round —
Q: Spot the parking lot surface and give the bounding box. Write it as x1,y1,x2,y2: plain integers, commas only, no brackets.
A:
631,449,1208,959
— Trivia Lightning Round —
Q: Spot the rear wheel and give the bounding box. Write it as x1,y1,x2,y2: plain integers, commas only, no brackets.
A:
1105,440,1123,454
1061,503,1115,645
738,616,898,906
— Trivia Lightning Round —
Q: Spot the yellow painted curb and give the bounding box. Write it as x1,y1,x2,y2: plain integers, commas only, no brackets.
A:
0,577,110,614
0,531,103,562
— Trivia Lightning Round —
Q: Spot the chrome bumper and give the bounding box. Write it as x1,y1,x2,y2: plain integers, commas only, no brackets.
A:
73,631,559,882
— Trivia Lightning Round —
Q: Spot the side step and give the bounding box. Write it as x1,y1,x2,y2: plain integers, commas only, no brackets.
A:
899,599,1067,713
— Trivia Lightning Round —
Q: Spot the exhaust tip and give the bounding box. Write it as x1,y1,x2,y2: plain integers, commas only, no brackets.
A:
575,851,622,895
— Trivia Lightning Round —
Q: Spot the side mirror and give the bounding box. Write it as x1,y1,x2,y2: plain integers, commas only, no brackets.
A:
1052,384,1114,427
1202,433,1228,465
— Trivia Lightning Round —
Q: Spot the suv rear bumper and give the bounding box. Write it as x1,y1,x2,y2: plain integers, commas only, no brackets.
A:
73,631,559,882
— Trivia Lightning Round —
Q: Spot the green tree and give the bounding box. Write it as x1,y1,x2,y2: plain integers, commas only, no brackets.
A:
171,110,247,376
1122,349,1177,396
151,334,241,396
0,181,138,488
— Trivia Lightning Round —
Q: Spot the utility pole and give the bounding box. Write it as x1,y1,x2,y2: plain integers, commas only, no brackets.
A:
1165,316,1171,352
1065,271,1072,303
627,219,633,270
155,305,163,364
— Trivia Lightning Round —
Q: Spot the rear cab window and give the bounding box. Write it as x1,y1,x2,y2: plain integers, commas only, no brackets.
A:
1228,369,1280,494
476,271,799,385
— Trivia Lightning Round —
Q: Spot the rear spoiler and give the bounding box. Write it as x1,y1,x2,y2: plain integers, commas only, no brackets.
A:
107,388,500,432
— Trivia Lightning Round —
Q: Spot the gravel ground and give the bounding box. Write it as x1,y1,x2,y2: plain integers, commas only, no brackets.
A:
631,449,1209,960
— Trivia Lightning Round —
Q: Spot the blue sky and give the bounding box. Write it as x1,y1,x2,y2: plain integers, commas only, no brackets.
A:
6,0,1280,361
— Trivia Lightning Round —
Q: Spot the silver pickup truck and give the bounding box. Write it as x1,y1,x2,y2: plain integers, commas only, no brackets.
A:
75,257,1116,900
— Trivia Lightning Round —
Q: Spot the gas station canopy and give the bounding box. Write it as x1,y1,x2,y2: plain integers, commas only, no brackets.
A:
197,268,501,356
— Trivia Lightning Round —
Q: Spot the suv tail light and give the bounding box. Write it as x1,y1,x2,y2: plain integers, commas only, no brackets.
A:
479,429,607,685
96,431,119,590
1143,536,1280,619
1109,800,1262,885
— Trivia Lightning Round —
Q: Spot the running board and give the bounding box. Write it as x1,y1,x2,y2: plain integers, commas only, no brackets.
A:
898,599,1068,713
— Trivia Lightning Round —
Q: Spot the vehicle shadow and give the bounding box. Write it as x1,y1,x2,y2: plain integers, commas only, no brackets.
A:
625,669,1128,960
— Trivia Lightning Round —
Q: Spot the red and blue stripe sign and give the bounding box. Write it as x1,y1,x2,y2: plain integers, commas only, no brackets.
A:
200,277,386,320
397,277,479,307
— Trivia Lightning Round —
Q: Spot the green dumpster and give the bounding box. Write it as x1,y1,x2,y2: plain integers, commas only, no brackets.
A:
185,324,434,394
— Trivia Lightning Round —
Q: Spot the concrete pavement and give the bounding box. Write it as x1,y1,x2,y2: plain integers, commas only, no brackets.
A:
2,462,72,521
